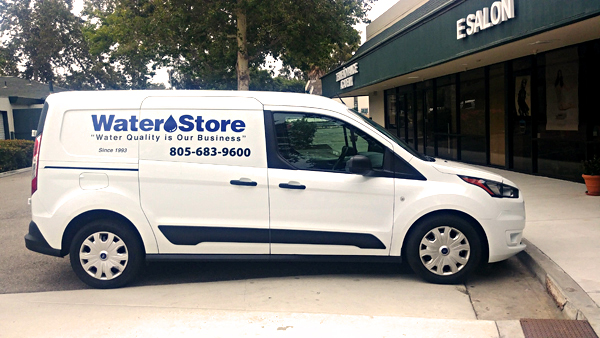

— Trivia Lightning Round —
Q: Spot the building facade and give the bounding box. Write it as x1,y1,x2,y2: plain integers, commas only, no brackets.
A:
322,0,600,182
0,77,63,140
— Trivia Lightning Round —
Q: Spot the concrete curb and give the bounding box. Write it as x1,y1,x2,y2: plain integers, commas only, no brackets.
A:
517,238,600,335
0,167,31,178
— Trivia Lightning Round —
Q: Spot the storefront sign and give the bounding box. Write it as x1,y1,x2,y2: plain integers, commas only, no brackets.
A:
456,0,515,40
336,63,359,89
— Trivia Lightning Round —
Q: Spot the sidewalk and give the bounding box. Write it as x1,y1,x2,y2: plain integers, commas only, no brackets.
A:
1,167,599,337
0,287,506,338
482,167,600,334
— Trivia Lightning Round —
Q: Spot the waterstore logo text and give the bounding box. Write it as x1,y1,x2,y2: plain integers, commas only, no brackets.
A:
92,115,246,133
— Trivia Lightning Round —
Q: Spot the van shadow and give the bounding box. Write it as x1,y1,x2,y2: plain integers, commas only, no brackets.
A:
132,260,414,287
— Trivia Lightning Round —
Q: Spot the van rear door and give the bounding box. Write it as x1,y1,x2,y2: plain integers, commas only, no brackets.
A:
138,96,269,254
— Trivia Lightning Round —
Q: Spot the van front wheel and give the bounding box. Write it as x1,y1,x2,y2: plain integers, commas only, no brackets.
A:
69,220,143,288
405,214,482,284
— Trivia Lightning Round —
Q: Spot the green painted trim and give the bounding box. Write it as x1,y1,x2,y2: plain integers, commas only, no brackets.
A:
323,0,600,97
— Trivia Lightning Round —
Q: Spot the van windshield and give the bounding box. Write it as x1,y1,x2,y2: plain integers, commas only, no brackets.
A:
348,109,433,162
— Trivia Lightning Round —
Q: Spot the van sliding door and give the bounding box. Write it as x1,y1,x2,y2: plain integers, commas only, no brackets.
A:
138,96,270,255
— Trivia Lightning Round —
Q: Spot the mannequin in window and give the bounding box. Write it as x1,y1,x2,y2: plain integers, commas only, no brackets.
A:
517,78,529,117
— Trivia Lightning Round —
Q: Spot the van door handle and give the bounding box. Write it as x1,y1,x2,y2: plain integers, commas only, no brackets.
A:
230,179,257,187
279,182,306,190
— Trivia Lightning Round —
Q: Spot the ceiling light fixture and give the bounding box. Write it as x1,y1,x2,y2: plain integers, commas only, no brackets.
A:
528,39,559,45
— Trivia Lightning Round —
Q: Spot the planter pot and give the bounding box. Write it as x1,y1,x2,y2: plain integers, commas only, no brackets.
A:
582,174,600,196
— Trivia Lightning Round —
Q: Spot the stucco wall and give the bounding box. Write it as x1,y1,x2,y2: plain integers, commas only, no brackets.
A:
0,98,14,135
368,91,385,127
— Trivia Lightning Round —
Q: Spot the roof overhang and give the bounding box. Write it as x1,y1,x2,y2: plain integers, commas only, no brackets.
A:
342,15,600,97
9,96,45,105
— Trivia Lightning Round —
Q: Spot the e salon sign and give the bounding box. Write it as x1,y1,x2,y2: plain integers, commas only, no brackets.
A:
456,0,515,40
336,63,359,90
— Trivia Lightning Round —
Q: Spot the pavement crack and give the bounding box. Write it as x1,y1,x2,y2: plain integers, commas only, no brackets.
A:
463,283,480,320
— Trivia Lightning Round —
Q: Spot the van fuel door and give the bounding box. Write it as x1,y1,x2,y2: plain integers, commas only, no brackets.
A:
79,172,109,190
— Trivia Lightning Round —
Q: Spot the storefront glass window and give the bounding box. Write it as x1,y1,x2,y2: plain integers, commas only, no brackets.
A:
437,136,458,159
489,64,506,166
425,86,434,156
436,75,457,160
398,94,406,140
460,69,486,164
537,47,585,180
512,57,533,173
580,40,600,168
403,87,415,148
385,89,397,135
376,38,600,183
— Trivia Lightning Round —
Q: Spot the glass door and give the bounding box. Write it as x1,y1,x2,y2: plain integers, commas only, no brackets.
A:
512,69,534,173
415,81,434,155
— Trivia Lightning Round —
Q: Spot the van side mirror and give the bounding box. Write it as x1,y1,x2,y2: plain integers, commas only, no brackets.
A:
347,155,372,175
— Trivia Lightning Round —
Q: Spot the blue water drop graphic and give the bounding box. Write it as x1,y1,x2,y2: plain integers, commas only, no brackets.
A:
164,115,177,133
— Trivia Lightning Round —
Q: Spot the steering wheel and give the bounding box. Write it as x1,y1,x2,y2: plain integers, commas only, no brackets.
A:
332,146,350,171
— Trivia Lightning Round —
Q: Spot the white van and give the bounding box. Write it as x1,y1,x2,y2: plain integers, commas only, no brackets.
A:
25,90,525,288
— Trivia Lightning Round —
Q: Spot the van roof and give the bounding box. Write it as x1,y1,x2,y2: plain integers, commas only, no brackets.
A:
45,90,347,112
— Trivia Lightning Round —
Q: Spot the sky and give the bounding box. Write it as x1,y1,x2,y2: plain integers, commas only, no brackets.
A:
357,0,399,44
71,0,400,85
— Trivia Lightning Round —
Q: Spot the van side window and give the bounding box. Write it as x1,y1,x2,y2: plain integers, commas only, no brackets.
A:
273,112,385,173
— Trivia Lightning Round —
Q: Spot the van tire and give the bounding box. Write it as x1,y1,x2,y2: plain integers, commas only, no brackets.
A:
69,219,143,288
405,214,481,284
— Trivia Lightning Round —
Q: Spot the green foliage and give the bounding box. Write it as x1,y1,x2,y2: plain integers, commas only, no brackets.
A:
288,118,317,149
1,0,373,89
0,0,147,89
0,140,34,173
250,70,305,92
583,155,600,176
0,47,16,76
84,0,373,89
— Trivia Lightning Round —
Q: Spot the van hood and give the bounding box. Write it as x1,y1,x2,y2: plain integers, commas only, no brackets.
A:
431,159,508,183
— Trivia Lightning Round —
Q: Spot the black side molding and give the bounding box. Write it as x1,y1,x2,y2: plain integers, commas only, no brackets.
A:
44,166,138,171
158,225,386,249
147,254,401,263
159,226,270,245
271,229,385,249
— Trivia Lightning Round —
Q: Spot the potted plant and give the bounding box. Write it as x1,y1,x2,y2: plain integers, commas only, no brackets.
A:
582,155,600,196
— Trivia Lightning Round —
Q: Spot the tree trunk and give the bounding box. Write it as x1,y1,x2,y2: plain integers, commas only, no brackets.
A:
236,2,249,91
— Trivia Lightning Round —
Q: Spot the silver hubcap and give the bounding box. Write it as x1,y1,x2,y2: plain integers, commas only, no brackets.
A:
79,232,129,280
419,226,470,276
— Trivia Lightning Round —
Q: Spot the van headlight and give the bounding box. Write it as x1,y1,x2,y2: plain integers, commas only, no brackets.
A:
459,175,519,198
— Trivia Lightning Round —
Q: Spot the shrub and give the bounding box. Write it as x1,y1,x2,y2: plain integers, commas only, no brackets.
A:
583,155,600,176
0,140,34,173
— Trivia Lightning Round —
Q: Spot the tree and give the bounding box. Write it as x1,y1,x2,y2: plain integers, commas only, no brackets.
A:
0,47,17,76
2,0,85,86
0,0,152,89
86,0,373,90
249,69,306,92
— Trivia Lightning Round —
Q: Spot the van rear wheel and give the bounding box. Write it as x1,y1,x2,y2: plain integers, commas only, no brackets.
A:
405,214,482,284
69,219,143,288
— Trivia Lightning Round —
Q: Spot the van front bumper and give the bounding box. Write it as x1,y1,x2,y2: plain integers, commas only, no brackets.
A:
24,221,63,257
482,209,527,263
